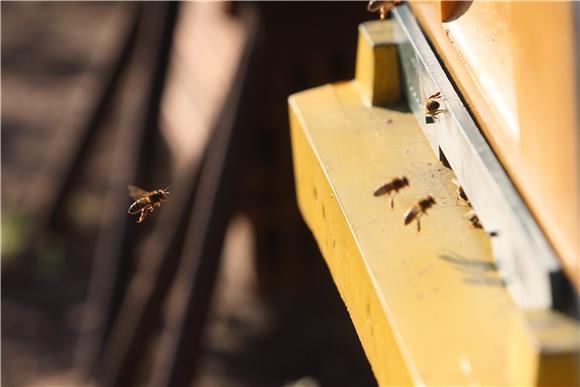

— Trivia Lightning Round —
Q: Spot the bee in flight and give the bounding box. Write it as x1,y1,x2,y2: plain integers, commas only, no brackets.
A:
128,185,170,223
374,176,410,209
425,91,445,123
404,196,436,232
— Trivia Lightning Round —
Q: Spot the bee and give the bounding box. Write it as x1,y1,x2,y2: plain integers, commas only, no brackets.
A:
366,0,401,19
451,178,469,205
464,210,499,238
404,196,436,232
464,210,482,229
425,91,445,123
464,210,499,237
373,176,410,209
128,185,170,223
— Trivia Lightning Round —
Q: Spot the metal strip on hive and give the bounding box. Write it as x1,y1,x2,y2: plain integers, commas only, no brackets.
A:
392,4,561,309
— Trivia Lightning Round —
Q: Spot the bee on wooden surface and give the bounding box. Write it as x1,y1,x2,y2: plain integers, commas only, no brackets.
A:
464,210,482,229
464,210,499,237
128,185,170,223
425,91,445,123
451,178,469,205
366,0,401,19
404,196,436,232
374,176,410,209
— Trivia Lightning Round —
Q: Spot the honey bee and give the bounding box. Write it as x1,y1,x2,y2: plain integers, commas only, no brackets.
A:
374,176,410,209
128,185,170,223
451,178,469,205
464,210,498,237
464,210,482,229
366,0,401,19
425,91,445,123
404,196,436,232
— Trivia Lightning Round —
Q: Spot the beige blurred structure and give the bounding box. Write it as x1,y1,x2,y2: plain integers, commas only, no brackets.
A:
160,2,247,166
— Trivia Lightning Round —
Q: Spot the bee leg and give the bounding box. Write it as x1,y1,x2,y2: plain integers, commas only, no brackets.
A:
417,218,421,232
141,206,155,223
389,193,395,209
138,209,147,223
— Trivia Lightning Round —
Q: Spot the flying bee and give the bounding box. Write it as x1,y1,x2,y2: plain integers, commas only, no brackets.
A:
425,91,445,123
374,176,410,209
404,196,436,232
367,0,401,19
464,210,482,229
128,185,170,223
451,178,470,205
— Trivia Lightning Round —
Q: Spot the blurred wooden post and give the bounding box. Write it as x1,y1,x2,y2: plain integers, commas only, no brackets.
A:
75,3,179,381
149,8,259,387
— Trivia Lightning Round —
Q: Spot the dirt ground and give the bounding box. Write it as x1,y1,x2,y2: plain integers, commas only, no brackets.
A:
2,3,376,386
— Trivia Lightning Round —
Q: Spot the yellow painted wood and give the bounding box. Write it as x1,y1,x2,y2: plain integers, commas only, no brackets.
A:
355,20,401,106
288,80,579,385
507,310,580,386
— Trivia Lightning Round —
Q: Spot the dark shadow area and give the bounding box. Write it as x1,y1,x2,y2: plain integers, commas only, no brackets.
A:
550,271,580,320
201,232,376,387
438,252,497,271
438,252,504,288
2,2,377,386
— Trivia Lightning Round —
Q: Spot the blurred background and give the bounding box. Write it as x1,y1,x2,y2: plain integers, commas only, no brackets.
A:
2,2,378,386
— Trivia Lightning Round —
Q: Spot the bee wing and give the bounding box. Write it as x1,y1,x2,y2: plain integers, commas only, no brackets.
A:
404,206,419,225
374,183,391,196
128,185,149,200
